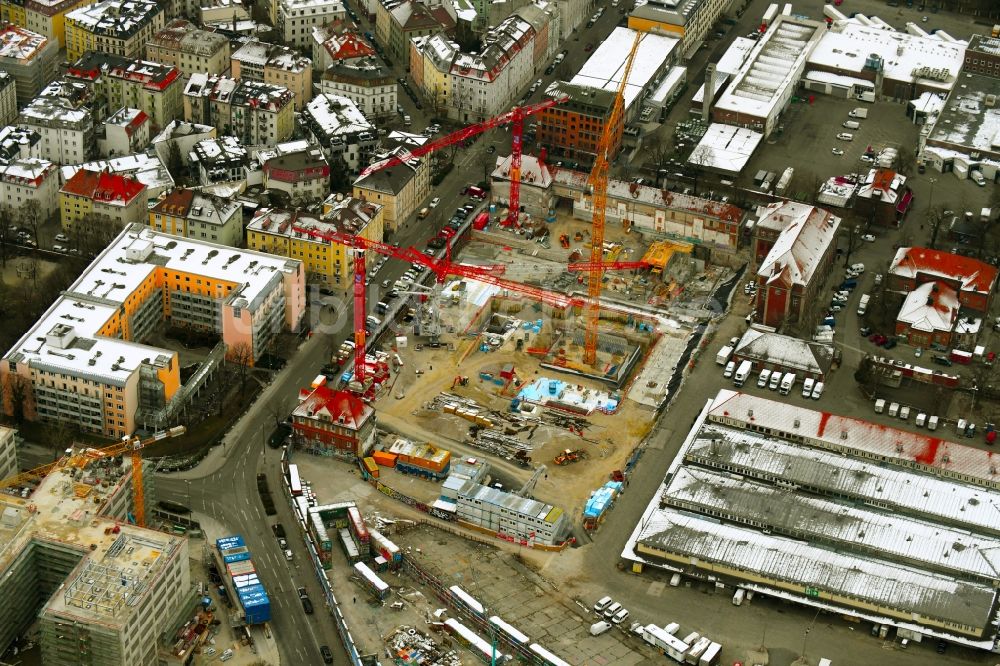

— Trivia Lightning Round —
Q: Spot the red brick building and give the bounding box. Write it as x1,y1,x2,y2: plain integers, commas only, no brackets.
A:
753,201,841,328
291,384,375,458
888,247,997,314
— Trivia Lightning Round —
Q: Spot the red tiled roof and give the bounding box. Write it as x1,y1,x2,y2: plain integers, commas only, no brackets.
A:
891,247,999,295
294,384,373,429
150,187,194,216
60,168,145,203
327,33,374,60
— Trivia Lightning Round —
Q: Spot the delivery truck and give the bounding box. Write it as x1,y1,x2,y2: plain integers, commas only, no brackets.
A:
733,360,752,387
716,345,734,365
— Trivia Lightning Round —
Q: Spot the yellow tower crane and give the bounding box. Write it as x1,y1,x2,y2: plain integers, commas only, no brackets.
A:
583,32,643,366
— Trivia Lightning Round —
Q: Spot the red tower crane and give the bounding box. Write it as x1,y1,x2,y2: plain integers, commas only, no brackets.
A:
358,97,567,226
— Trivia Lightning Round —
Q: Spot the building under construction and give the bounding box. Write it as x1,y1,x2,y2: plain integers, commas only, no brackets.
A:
0,452,193,665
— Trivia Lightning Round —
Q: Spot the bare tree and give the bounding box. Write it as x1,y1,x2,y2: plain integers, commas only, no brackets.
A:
927,205,948,250
687,145,714,196
226,341,254,393
0,205,13,268
20,200,42,248
896,146,917,176
2,372,31,424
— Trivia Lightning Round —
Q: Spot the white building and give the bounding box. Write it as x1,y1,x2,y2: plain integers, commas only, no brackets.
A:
60,153,174,200
454,479,571,545
279,0,346,48
18,80,95,165
97,107,150,158
0,158,60,220
188,135,250,186
300,93,377,172
320,57,397,119
150,119,216,165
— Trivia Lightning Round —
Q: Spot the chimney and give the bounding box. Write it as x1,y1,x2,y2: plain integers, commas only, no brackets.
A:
703,64,716,122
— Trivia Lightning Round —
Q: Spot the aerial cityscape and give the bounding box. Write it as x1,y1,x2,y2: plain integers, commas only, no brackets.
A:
0,0,997,663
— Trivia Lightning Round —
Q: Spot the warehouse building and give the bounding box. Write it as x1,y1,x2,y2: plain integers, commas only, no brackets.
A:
623,389,1000,650
732,326,833,381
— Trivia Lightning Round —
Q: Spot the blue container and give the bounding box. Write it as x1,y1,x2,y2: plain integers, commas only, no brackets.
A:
237,583,267,599
216,535,244,551
223,550,251,565
241,594,271,624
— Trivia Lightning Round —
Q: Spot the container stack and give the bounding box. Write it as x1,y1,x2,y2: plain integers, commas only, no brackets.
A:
387,438,451,480
369,528,402,571
583,481,623,531
216,536,271,625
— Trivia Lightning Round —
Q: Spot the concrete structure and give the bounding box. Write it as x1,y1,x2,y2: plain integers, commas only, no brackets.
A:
18,79,96,164
60,152,174,200
712,16,824,137
320,57,397,120
64,0,165,61
922,35,999,183
149,187,243,246
551,168,744,254
301,93,377,172
65,52,184,133
188,135,250,186
752,201,841,329
732,325,834,382
490,153,553,218
0,224,305,436
888,247,997,314
59,167,147,234
260,142,330,205
0,22,59,108
624,389,1000,650
805,19,966,103
291,383,376,457
246,196,384,289
278,0,346,48
377,0,454,68
352,143,429,233
0,426,15,483
231,39,314,110
145,18,231,79
627,0,733,59
0,456,192,663
96,106,149,158
183,73,295,146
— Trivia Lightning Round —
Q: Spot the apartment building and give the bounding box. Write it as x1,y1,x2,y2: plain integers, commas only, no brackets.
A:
60,151,174,200
313,27,373,71
0,224,306,436
59,167,147,236
65,52,184,132
149,187,242,246
246,196,383,289
410,14,535,122
0,22,60,108
261,142,330,204
278,0,345,48
64,0,165,61
18,79,96,164
0,157,60,219
5,0,91,46
96,106,149,157
0,427,15,483
188,135,250,185
0,72,15,127
352,143,428,233
145,18,231,78
536,82,616,164
231,39,313,110
376,0,453,68
183,73,295,145
0,462,192,664
320,58,396,120
300,93,377,172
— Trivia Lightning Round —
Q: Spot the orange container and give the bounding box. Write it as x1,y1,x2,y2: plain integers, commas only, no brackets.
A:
362,457,379,478
372,451,398,467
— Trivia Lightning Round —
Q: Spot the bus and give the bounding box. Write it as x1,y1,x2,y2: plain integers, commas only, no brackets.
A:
448,585,485,617
288,464,302,497
529,643,571,666
489,615,529,647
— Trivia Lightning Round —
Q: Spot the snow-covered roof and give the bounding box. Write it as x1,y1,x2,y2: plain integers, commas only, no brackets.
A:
687,123,762,174
292,383,373,429
756,201,840,288
808,22,965,92
0,158,56,184
649,66,686,105
0,23,51,61
570,27,678,112
248,199,380,239
491,153,552,188
65,0,162,36
19,80,92,126
890,246,998,296
714,16,821,120
61,152,174,193
716,36,757,75
734,326,832,374
897,281,959,333
151,120,214,144
855,167,906,205
3,225,300,384
926,72,1000,155
804,69,874,90
911,91,946,115
302,93,372,139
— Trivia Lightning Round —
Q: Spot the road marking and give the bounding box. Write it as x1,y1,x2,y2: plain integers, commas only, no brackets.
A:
647,581,666,597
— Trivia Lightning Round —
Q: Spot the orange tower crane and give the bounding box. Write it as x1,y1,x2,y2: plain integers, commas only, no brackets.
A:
583,33,643,366
0,426,186,528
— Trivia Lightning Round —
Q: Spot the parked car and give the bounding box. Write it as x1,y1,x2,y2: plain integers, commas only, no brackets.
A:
836,132,854,141
861,234,876,242
850,263,865,273
429,197,440,208
594,596,613,613
55,233,69,242
321,646,334,664
869,334,888,346
933,355,952,366
811,381,824,399
831,148,844,155
611,608,630,624
884,339,897,350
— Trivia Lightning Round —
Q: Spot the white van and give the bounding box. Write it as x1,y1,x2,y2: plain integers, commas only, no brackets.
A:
801,377,815,398
603,602,623,618
843,120,860,129
757,368,771,388
732,588,746,606
857,293,870,316
220,649,234,662
723,360,736,378
899,405,911,420
779,372,796,395
888,402,900,417
590,621,612,636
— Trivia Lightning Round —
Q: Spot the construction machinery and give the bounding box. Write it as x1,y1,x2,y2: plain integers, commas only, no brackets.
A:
517,464,547,497
359,97,567,227
553,448,586,465
583,32,643,366
0,426,186,528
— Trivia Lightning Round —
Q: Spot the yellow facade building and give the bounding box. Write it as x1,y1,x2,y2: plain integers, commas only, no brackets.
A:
246,197,384,290
64,0,164,61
